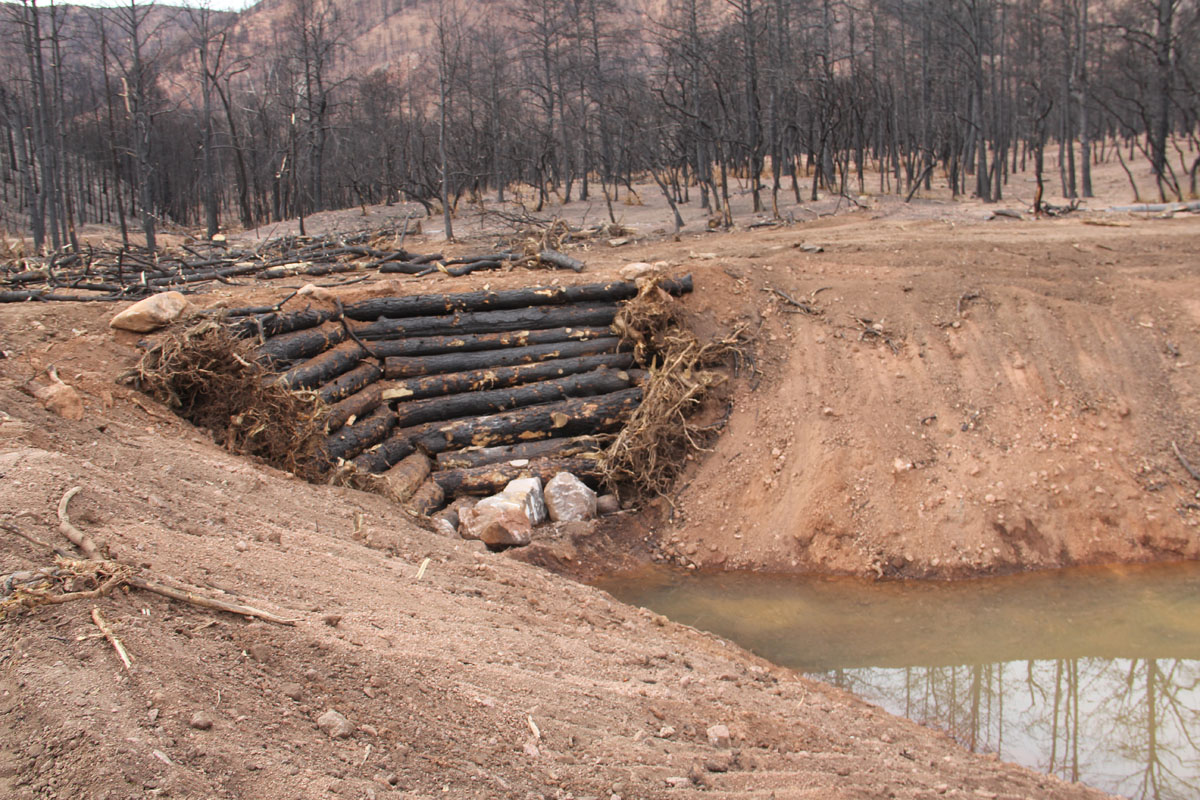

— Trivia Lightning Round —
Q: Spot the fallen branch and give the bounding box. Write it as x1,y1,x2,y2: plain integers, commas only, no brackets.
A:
57,486,101,559
91,607,132,670
50,488,298,625
126,577,299,626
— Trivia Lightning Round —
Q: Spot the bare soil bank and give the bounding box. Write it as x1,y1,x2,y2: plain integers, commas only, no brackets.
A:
528,211,1200,583
5,205,1195,799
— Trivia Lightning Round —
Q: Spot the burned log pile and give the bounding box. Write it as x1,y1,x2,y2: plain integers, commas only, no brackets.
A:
136,274,707,519
1,226,586,303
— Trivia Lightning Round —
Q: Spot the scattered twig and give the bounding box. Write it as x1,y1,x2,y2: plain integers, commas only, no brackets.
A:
47,489,299,625
91,607,132,670
1171,441,1200,484
415,557,431,581
126,576,298,626
957,291,982,317
770,287,821,315
1,521,71,558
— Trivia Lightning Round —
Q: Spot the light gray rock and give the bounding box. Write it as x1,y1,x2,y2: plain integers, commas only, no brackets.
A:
503,476,546,524
189,711,214,731
544,472,597,522
706,724,731,748
109,291,189,332
317,708,354,739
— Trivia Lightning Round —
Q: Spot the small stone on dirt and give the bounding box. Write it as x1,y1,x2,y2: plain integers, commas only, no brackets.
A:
706,724,731,748
317,708,354,739
281,683,303,701
109,291,189,333
247,643,270,662
596,494,620,515
322,614,342,627
705,753,734,772
544,472,597,522
189,711,214,730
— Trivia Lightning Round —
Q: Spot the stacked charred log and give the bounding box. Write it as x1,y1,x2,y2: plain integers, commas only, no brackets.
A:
233,276,693,515
0,226,583,303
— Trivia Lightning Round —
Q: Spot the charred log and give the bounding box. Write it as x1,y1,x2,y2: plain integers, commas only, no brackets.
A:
383,337,622,379
380,353,635,402
255,323,345,366
279,342,363,390
323,404,395,462
318,362,382,405
413,387,643,454
372,326,611,358
391,368,641,427
434,435,605,470
342,276,693,321
353,304,619,342
326,382,382,432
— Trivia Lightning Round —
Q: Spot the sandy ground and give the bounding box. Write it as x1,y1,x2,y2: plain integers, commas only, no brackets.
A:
2,155,1195,798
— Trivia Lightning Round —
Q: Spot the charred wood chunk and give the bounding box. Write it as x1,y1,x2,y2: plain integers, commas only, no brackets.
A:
341,276,693,321
537,250,584,272
381,353,635,402
230,308,331,339
406,478,445,516
379,453,432,504
433,456,601,498
326,382,383,432
377,261,434,274
324,403,396,462
351,432,414,474
391,368,640,428
257,262,359,280
413,387,643,454
434,435,604,470
348,418,451,474
354,304,619,342
383,337,621,379
318,362,382,405
375,327,612,358
255,322,345,366
279,342,364,391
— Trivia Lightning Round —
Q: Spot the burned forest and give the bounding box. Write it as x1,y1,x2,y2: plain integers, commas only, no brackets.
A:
1,0,1198,253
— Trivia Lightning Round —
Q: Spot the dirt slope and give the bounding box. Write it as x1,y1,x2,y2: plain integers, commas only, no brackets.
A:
606,213,1200,578
0,297,1108,799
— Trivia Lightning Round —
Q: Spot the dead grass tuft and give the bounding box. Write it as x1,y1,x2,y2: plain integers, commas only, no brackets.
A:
134,320,328,480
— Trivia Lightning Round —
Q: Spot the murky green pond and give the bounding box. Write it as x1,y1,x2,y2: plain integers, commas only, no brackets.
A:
594,563,1200,800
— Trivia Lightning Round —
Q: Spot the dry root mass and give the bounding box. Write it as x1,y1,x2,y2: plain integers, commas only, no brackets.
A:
133,320,328,480
600,279,744,498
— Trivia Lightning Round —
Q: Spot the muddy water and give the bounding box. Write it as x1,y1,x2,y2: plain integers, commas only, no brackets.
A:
594,563,1200,800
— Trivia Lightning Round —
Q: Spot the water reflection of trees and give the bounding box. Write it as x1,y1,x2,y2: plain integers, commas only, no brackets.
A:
823,659,1200,800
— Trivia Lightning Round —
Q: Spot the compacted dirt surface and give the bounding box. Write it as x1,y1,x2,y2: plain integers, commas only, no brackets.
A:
3,190,1197,799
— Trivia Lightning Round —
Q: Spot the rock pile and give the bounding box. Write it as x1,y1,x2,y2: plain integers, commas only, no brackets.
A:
455,471,611,549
